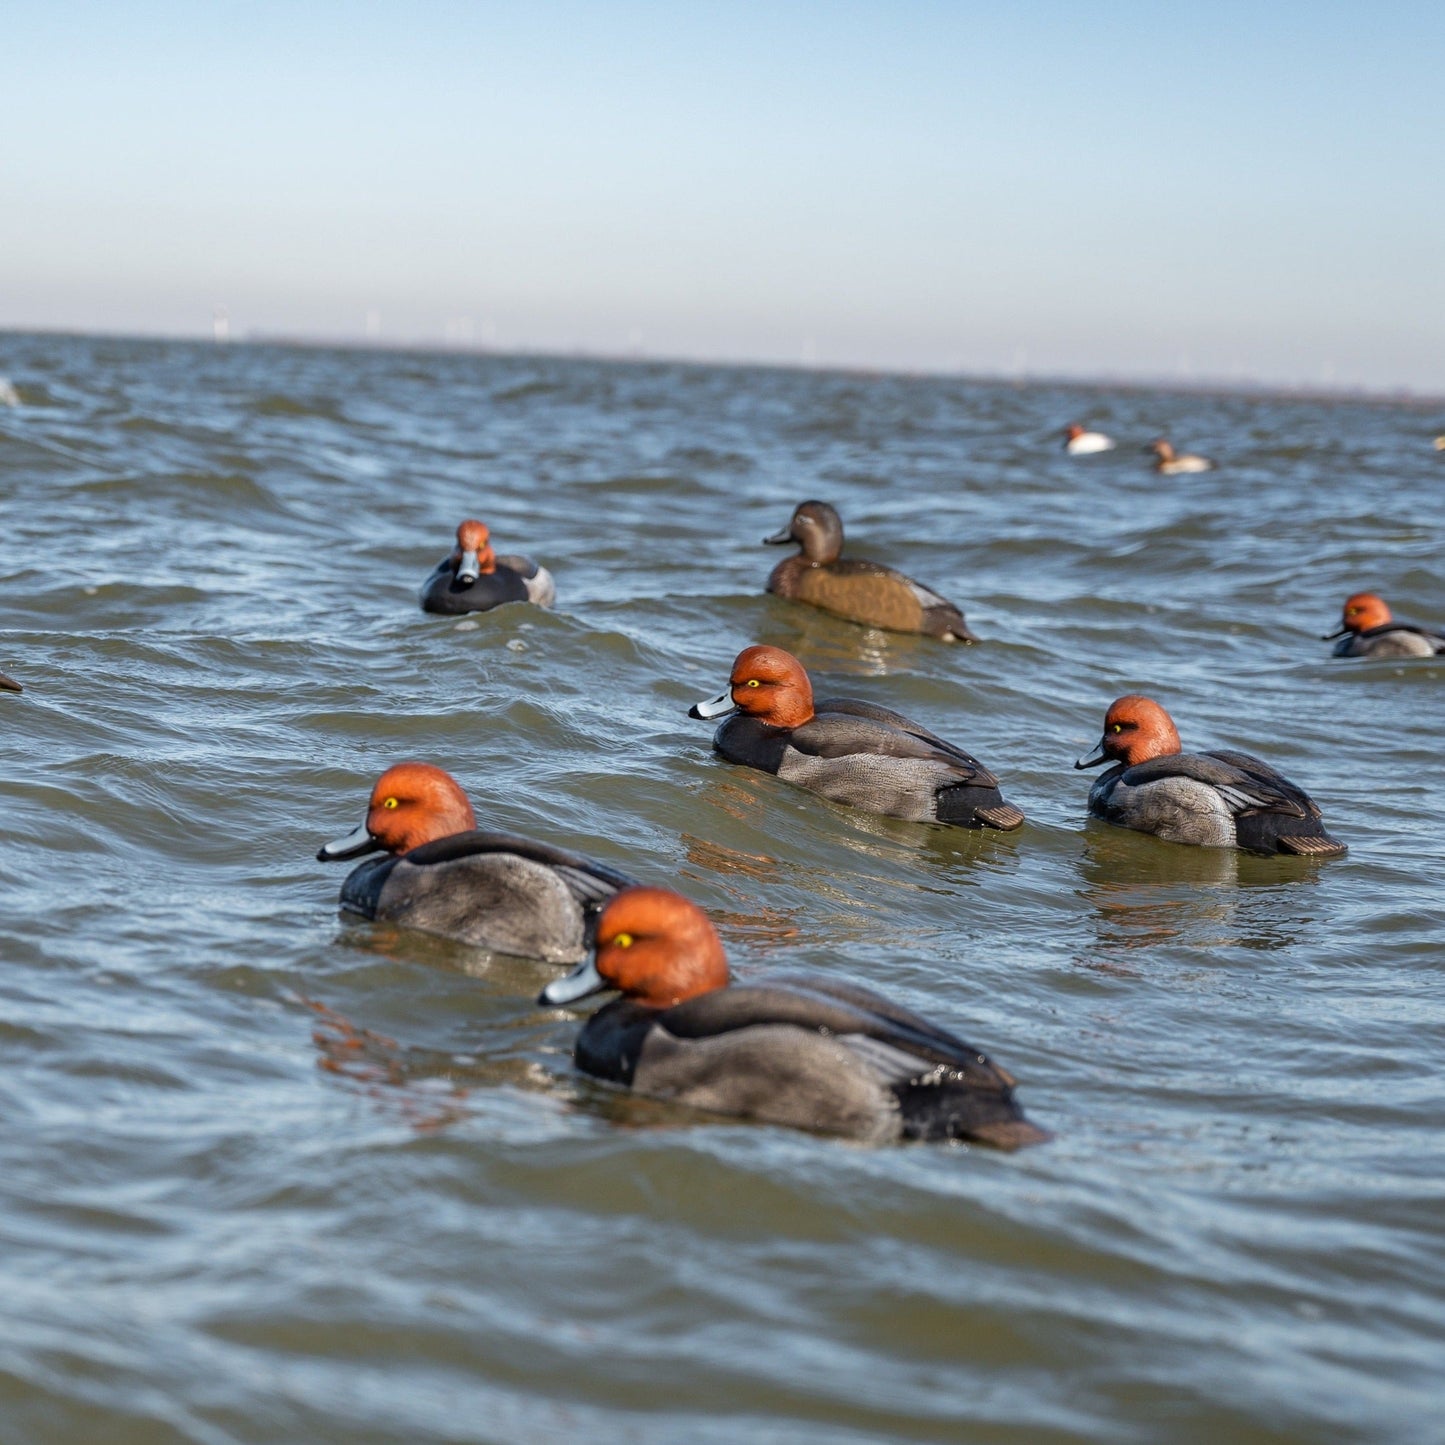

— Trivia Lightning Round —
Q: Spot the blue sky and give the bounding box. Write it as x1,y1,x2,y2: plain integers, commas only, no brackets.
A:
2,2,1442,389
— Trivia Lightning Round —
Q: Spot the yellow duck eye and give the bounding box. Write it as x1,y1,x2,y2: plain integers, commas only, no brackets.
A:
613,932,634,948
746,679,761,688
1111,724,1122,733
382,797,399,809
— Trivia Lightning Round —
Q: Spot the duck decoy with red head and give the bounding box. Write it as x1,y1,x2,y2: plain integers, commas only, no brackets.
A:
540,886,1048,1147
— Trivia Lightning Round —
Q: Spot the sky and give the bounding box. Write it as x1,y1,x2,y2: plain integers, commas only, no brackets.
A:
2,1,1443,391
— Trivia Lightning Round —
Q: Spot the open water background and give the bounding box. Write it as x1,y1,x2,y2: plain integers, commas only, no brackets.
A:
0,330,1441,1443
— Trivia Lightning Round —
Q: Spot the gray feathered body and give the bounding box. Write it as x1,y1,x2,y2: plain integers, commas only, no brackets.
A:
1332,625,1444,659
573,973,1045,1147
1088,750,1345,856
339,830,633,961
712,697,1023,829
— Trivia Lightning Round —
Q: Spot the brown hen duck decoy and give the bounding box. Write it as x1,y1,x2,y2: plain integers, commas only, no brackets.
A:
764,501,978,642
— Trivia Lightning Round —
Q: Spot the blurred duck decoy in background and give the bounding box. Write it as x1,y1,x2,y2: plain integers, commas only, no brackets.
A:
1149,439,1214,474
1063,423,1115,455
764,500,978,642
1075,695,1345,856
0,671,21,694
317,762,633,961
420,518,556,615
539,886,1048,1147
1323,593,1445,658
689,644,1023,830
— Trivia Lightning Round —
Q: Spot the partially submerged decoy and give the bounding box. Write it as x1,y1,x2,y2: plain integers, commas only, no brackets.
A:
539,886,1048,1147
317,762,633,961
1063,423,1115,455
1075,695,1345,856
420,518,556,615
764,500,978,642
1149,439,1214,474
1323,593,1445,659
689,645,1023,830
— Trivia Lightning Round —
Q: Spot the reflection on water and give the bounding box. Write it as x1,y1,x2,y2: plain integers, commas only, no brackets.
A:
1076,823,1317,956
2,333,1441,1444
757,606,935,677
680,830,782,885
303,995,475,1132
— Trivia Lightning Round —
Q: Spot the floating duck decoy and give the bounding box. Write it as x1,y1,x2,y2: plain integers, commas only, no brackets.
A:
317,762,633,961
420,519,556,615
689,644,1023,829
1063,423,1115,455
1075,695,1345,856
764,500,978,642
1323,593,1445,658
0,671,20,693
539,886,1048,1147
1149,439,1214,474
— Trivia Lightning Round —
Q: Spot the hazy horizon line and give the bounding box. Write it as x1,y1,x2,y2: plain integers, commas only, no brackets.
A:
5,322,1444,412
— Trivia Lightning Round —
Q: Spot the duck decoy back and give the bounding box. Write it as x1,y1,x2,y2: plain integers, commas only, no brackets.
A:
1323,592,1445,658
764,500,978,642
1149,439,1214,474
420,518,556,615
317,762,632,961
689,644,1024,829
1063,423,1115,455
539,886,1048,1148
1076,695,1345,856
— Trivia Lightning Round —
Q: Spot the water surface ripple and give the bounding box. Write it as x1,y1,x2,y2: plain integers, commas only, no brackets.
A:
1,333,1442,1444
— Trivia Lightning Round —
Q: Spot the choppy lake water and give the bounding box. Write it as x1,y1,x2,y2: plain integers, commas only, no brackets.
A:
1,331,1442,1444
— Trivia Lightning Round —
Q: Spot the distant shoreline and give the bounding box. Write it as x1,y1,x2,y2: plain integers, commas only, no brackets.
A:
3,323,1443,411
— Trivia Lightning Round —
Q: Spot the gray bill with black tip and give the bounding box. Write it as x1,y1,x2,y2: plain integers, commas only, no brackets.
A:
688,688,735,720
538,956,606,1006
316,820,382,862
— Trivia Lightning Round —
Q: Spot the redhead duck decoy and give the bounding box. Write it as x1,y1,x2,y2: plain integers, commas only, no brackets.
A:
763,501,978,643
1063,423,1115,455
539,886,1047,1147
420,519,556,615
317,762,634,961
1075,695,1345,856
689,644,1024,829
0,670,20,693
1323,593,1445,659
1149,438,1214,474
